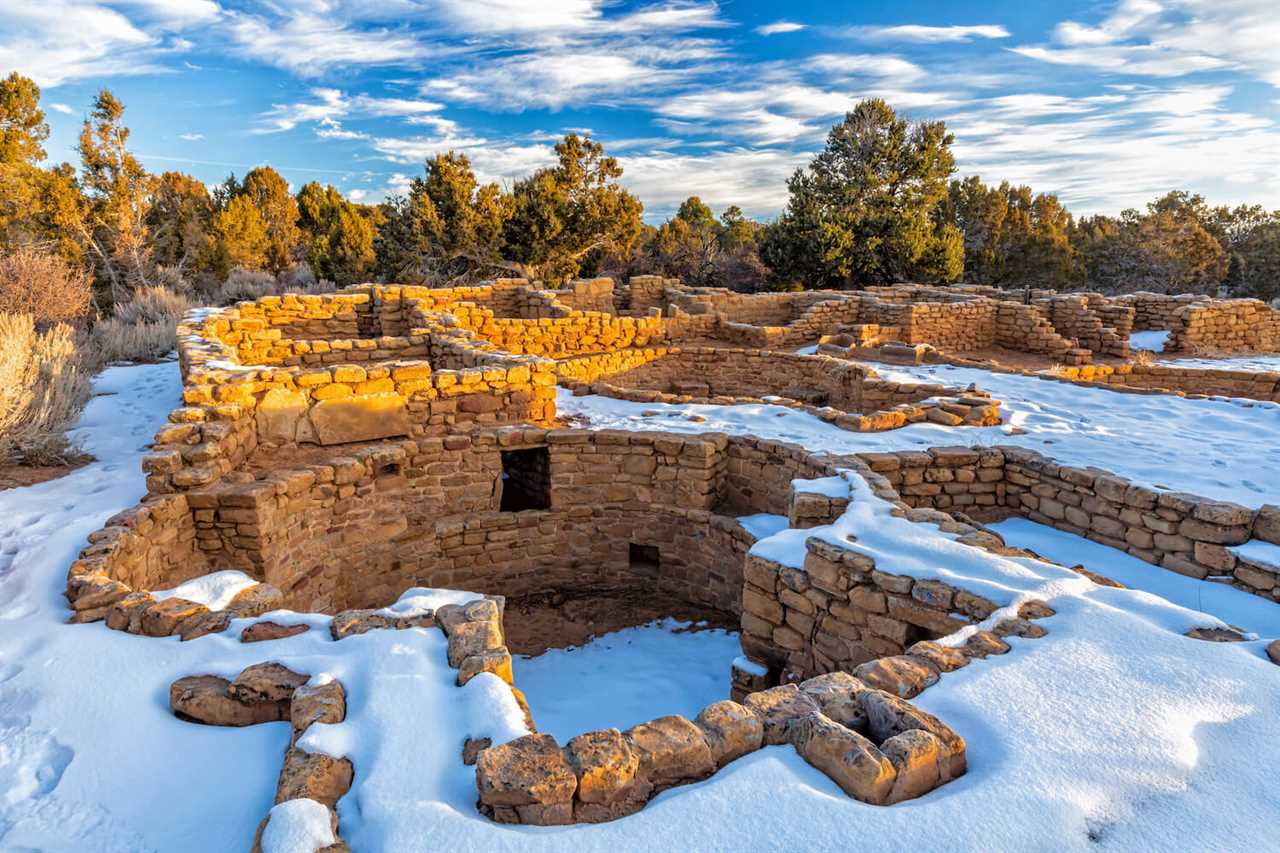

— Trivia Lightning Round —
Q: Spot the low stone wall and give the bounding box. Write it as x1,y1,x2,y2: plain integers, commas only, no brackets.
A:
1051,362,1280,402
1112,292,1208,331
1167,299,1280,354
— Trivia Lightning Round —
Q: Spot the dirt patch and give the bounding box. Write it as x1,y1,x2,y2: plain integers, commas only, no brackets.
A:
502,587,738,656
0,454,93,491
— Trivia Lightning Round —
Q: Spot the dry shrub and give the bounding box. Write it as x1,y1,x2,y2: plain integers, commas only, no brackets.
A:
280,263,338,295
91,316,178,364
1132,349,1155,366
218,267,278,305
115,285,194,326
0,313,93,464
0,247,93,325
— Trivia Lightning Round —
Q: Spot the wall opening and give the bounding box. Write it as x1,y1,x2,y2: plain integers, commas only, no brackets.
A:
629,543,660,577
499,447,552,512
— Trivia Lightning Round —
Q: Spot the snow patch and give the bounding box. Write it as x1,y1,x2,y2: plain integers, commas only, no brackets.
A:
152,570,259,611
1130,330,1169,352
260,799,336,853
737,513,789,540
1230,539,1280,571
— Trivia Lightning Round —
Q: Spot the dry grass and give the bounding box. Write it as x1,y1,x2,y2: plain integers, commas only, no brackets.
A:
217,267,277,305
0,247,93,325
1131,349,1156,366
0,313,93,465
91,316,178,364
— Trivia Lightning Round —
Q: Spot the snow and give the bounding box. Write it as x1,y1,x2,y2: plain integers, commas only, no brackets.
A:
260,799,337,853
1230,539,1280,571
736,512,789,540
4,360,1280,852
792,474,850,498
1129,330,1169,352
992,517,1280,636
558,364,1280,507
1159,354,1280,373
152,570,259,611
512,620,741,743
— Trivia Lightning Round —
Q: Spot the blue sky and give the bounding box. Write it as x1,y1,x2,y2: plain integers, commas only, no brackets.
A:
4,0,1279,222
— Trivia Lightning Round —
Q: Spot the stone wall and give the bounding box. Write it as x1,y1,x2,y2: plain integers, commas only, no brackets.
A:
1112,292,1208,331
1051,362,1280,403
1167,300,1280,353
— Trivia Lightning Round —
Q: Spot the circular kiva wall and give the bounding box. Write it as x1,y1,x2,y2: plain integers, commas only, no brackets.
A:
70,428,843,620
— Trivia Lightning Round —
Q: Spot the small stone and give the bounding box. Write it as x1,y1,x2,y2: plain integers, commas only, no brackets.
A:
242,621,311,643
276,747,354,808
798,672,869,731
788,713,896,805
694,700,764,767
456,648,513,686
1267,640,1280,665
226,583,285,617
291,680,346,741
476,733,577,826
230,662,309,704
141,597,209,637
330,609,394,640
179,610,232,641
463,737,491,766
106,592,153,633
1185,626,1247,642
905,641,969,673
741,684,820,745
170,675,286,726
624,715,716,791
881,729,945,803
853,655,940,699
447,619,503,668
993,618,1048,639
962,630,1010,658
860,689,966,780
564,729,643,805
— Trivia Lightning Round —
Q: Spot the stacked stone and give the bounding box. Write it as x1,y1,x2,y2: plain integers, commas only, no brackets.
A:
1112,292,1207,331
995,302,1083,362
1052,363,1280,403
858,446,1007,512
1167,299,1280,353
1001,446,1280,600
543,278,618,315
474,670,968,824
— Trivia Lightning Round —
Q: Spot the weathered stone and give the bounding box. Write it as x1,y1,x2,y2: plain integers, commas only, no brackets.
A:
882,728,946,803
1185,626,1247,642
1267,640,1280,665
276,747,354,807
563,728,643,806
310,393,411,445
962,630,1010,658
476,733,577,824
624,715,716,790
106,591,154,633
905,640,969,673
788,713,896,805
291,679,346,740
256,388,308,444
861,689,966,780
226,583,284,617
693,700,764,767
447,619,504,668
170,675,286,726
242,621,311,643
141,597,209,637
230,662,309,704
330,609,394,640
178,610,231,641
741,684,820,745
463,737,492,765
798,671,869,730
457,648,513,686
853,655,940,699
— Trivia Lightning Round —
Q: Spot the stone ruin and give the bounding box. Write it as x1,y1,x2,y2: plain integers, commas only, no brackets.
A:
61,276,1280,845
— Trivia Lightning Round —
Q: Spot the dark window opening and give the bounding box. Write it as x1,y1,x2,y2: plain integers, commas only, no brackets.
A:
379,462,401,476
500,447,552,512
629,543,660,577
901,623,935,648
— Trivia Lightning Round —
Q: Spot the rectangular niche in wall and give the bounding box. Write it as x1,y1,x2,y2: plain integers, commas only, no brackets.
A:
629,543,660,577
500,447,552,512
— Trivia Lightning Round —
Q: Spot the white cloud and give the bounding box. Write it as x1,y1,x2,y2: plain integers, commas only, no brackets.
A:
255,89,447,134
0,0,166,86
755,21,805,37
177,132,204,140
49,102,74,114
223,10,428,75
844,24,1011,43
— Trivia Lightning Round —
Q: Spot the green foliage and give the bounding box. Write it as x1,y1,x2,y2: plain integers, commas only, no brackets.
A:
504,134,643,283
296,182,375,285
640,196,768,290
761,99,961,289
209,195,269,274
146,171,213,274
375,152,512,283
238,167,301,275
0,72,48,166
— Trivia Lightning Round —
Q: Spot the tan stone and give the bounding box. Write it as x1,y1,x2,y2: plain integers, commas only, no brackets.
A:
330,609,394,640
882,728,945,803
291,680,347,740
1267,640,1280,665
624,715,716,790
276,747,354,807
741,684,820,745
563,728,645,809
141,597,209,637
242,621,311,643
476,733,577,823
693,700,764,767
853,655,940,699
170,675,287,726
310,392,411,445
788,713,896,804
447,619,504,668
256,388,308,443
861,689,966,780
905,640,969,673
227,583,285,617
798,671,869,730
457,648,514,686
230,662,309,704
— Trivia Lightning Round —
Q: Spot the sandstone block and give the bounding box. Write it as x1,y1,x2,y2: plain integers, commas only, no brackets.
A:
624,715,716,790
694,700,764,767
853,655,939,699
882,728,945,803
861,689,966,780
276,747,354,808
171,675,287,726
798,671,869,731
230,662,309,704
741,684,820,745
788,713,895,805
476,733,577,821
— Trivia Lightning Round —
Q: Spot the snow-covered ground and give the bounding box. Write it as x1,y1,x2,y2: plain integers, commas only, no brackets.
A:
1129,330,1170,352
1159,354,1280,373
560,363,1280,507
4,361,1280,852
513,620,741,743
991,517,1280,637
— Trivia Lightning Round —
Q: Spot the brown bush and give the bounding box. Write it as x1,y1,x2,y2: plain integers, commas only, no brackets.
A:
0,313,93,464
0,247,93,325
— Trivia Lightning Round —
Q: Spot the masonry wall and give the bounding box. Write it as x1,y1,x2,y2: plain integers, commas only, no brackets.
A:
1052,363,1280,402
1167,300,1280,353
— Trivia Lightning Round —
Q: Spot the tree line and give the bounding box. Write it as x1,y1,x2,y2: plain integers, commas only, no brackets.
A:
3,71,1279,314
